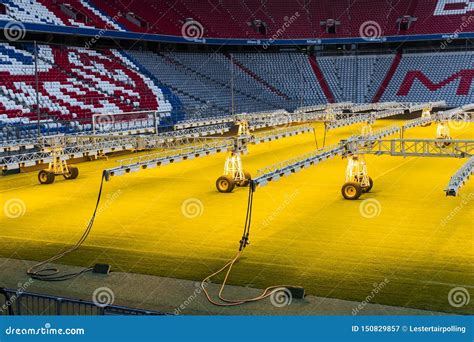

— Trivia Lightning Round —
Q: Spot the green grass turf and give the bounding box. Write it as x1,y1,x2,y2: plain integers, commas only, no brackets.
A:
1,120,473,314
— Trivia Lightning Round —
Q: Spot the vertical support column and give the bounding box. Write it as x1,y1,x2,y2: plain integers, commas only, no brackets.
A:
34,40,40,137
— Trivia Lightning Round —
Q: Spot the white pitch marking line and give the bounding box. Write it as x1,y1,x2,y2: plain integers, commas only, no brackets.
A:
421,281,474,289
373,157,415,180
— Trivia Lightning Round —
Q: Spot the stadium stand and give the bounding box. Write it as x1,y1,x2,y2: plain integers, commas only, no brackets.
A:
0,0,123,30
230,52,327,106
412,0,474,34
0,42,174,140
0,0,63,26
39,0,125,30
372,51,403,103
315,50,474,106
379,51,474,106
318,54,396,103
129,50,289,118
1,0,473,38
129,50,332,118
2,44,474,140
0,1,473,140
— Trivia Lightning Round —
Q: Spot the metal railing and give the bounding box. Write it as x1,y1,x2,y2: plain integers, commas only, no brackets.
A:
254,144,344,183
0,288,169,316
346,139,474,158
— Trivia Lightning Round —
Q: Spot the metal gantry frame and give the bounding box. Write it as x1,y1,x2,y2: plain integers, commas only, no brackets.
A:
104,139,233,180
1,108,321,186
345,125,401,143
344,139,473,158
252,126,401,189
174,117,234,130
0,123,235,171
407,101,447,113
326,102,445,131
252,131,473,197
445,156,474,196
103,124,316,185
401,107,473,138
249,102,472,197
91,110,163,135
0,134,212,170
253,144,345,187
2,102,472,192
252,125,313,144
1,101,445,169
1,110,318,171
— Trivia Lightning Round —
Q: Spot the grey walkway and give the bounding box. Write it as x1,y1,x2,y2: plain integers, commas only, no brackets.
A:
0,257,445,315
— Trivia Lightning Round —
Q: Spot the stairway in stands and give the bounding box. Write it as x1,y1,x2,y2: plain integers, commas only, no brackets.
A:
308,55,335,103
372,50,403,102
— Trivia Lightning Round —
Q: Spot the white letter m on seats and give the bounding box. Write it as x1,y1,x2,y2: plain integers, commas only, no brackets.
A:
434,0,474,15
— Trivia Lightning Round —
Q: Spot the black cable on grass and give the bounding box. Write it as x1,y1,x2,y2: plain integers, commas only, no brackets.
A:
201,181,298,306
27,171,107,281
239,181,254,251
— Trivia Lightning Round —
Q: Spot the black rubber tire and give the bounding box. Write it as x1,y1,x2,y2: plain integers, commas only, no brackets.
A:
216,175,235,193
64,166,79,180
363,177,374,193
239,170,252,187
341,182,362,200
435,138,451,148
38,170,55,184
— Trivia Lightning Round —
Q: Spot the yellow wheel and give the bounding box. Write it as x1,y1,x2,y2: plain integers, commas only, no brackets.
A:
239,170,252,187
38,170,55,184
63,166,79,180
216,175,235,193
362,177,374,193
341,182,362,200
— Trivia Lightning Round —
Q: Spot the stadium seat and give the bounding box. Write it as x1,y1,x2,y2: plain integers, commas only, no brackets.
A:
0,42,174,140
